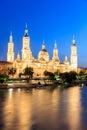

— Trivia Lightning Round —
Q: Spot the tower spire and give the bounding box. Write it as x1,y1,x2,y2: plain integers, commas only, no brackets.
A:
43,40,45,44
42,40,46,50
72,35,75,45
24,23,28,37
71,35,77,69
7,31,14,62
54,40,57,48
26,23,27,29
52,40,60,62
9,31,13,43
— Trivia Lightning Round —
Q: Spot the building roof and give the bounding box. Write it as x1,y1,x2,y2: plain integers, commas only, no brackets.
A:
0,61,13,64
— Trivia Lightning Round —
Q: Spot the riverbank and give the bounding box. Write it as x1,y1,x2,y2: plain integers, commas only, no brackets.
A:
0,82,46,89
0,80,87,89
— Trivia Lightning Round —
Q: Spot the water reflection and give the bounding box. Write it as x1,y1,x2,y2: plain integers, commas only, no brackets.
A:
0,86,87,130
8,88,13,99
66,87,81,130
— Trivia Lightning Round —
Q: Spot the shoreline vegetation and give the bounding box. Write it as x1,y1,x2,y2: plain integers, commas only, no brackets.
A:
0,69,87,89
0,79,87,89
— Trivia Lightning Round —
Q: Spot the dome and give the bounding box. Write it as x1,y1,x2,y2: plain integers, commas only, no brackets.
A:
38,42,49,62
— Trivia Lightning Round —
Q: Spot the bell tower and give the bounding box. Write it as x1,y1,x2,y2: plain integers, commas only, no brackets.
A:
52,40,60,62
22,24,34,61
7,32,14,62
70,36,78,70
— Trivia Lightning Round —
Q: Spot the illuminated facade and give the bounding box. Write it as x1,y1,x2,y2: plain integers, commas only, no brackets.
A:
7,26,78,77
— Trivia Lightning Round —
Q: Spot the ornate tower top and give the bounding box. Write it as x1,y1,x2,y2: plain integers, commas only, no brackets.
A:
64,56,68,62
22,24,34,61
72,35,76,45
17,52,20,60
7,32,14,62
64,56,69,64
65,56,68,61
24,23,28,37
71,35,77,69
38,41,49,62
54,40,57,49
52,40,60,62
42,41,46,51
9,32,13,43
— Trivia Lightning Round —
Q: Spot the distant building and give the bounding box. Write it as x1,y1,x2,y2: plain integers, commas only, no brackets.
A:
0,61,12,75
6,25,78,77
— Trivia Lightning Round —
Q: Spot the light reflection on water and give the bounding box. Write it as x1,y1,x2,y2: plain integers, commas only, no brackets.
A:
0,86,87,130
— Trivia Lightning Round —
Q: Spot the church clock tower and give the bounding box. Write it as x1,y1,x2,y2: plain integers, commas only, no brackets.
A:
70,36,78,69
7,33,14,62
22,24,34,61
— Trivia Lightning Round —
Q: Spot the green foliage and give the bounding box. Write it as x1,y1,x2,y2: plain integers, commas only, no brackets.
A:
24,67,33,82
76,71,87,80
54,71,59,80
44,70,55,80
69,71,77,80
8,67,16,77
0,74,8,83
84,70,87,80
60,71,77,83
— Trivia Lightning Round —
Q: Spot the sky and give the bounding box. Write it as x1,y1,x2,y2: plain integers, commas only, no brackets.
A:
0,0,87,67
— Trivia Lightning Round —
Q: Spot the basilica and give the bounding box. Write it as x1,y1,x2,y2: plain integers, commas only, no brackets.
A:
7,25,78,78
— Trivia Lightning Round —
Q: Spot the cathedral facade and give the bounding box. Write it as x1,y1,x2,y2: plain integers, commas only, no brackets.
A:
7,26,78,78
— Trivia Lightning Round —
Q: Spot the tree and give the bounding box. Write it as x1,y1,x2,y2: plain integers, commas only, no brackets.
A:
8,67,16,78
44,70,55,80
0,74,8,83
24,67,33,82
60,71,77,83
77,71,86,80
54,71,60,80
60,72,71,83
69,71,77,81
84,70,87,80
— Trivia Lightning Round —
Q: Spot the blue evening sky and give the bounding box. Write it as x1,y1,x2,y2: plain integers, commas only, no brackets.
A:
0,0,87,67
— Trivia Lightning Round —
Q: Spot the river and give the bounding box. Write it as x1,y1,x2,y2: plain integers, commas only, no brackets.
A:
0,86,87,130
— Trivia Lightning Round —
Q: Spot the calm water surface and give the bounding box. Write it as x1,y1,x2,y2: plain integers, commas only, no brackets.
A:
0,86,87,130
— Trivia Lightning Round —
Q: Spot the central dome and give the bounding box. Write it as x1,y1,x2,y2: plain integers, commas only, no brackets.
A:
38,42,49,62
